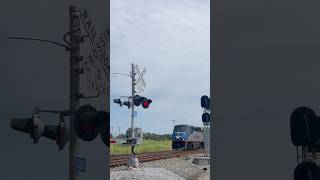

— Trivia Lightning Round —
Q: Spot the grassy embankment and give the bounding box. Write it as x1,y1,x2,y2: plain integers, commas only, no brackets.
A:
110,139,171,155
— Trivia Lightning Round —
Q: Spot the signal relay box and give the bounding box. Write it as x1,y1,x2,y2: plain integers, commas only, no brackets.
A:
125,128,143,145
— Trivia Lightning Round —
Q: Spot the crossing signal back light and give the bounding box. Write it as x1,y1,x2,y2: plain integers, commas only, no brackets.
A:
74,104,110,147
290,106,318,147
201,95,210,110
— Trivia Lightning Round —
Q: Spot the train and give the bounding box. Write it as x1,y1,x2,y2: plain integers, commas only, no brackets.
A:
171,124,204,150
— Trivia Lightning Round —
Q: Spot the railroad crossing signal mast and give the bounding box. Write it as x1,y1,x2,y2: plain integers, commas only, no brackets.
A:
8,6,109,180
113,63,152,168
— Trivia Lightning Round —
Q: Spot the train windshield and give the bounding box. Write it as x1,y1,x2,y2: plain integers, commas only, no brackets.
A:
174,125,190,132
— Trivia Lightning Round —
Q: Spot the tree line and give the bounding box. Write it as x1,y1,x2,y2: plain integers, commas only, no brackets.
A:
143,132,171,141
115,132,171,141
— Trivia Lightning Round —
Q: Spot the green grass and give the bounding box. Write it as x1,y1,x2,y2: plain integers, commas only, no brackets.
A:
110,139,172,155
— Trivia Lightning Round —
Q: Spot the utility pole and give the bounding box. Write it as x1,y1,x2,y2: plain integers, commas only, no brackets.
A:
117,127,122,136
69,6,81,180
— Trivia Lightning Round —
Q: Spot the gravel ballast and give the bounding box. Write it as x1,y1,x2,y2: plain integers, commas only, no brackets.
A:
111,168,185,180
111,154,210,180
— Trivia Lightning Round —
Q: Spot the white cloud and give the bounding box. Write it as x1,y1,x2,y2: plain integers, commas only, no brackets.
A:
110,0,210,135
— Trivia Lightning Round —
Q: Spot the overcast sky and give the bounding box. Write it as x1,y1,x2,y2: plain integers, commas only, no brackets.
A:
110,0,210,135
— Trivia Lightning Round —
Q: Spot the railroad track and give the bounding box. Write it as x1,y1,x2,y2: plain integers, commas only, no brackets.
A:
110,149,204,167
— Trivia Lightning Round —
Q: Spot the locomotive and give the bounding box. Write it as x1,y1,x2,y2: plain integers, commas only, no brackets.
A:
171,124,204,150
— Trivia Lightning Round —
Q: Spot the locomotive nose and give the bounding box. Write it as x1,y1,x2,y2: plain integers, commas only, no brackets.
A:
175,134,181,139
173,131,187,140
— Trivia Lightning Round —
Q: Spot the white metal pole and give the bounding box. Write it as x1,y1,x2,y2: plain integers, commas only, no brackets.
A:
69,6,81,180
131,63,135,139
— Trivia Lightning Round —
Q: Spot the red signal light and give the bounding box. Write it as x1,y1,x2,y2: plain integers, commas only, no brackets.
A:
142,99,152,109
